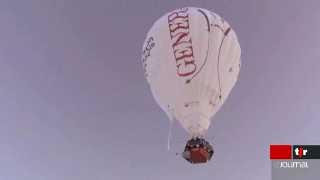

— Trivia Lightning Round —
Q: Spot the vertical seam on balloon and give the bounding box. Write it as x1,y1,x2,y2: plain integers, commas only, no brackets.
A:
197,9,210,31
186,9,211,84
217,27,231,100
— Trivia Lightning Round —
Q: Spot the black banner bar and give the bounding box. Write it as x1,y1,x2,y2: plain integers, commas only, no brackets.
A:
292,145,320,159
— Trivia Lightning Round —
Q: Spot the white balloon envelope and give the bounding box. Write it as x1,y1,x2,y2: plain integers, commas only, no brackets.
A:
142,7,241,138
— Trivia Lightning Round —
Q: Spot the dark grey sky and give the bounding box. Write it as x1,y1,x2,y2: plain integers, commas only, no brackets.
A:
0,0,319,179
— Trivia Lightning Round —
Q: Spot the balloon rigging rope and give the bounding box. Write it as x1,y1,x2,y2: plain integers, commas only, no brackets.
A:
167,119,173,151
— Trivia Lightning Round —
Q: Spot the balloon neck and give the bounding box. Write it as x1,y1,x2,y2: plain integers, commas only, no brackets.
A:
181,112,210,136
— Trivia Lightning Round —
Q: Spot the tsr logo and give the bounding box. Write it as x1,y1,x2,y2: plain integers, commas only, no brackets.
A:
295,147,308,158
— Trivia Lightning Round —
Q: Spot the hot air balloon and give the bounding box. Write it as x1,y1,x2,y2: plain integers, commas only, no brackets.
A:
142,7,241,164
